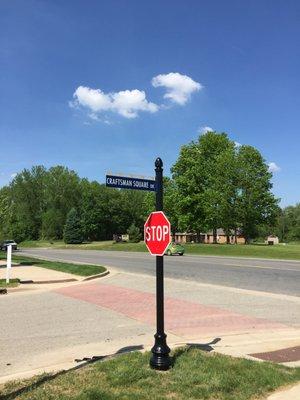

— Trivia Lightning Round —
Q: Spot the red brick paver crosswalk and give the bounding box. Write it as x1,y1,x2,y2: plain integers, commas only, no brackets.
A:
250,346,300,363
55,283,286,337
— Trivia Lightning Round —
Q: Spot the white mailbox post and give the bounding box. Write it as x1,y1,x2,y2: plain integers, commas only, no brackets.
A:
6,244,12,284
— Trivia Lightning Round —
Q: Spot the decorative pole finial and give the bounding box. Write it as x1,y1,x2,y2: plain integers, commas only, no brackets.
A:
155,157,163,169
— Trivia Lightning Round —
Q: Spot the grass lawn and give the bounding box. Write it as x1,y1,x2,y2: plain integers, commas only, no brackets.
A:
0,251,106,277
20,240,114,249
97,241,300,260
1,348,300,400
19,240,300,260
184,242,300,260
0,278,20,288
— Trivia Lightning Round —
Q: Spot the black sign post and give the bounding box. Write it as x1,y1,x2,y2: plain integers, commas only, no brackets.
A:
150,157,171,370
105,161,171,370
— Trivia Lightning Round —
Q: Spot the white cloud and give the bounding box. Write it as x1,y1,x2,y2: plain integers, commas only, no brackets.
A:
198,126,214,134
152,72,202,105
234,141,242,148
73,86,111,112
111,89,158,118
268,162,281,173
71,86,158,119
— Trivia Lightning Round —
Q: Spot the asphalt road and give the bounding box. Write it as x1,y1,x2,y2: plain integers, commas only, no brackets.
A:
19,248,300,296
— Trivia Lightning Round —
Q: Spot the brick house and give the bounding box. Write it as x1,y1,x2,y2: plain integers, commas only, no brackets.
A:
174,229,245,244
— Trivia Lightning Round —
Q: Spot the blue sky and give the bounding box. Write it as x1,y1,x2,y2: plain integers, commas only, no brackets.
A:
0,0,299,206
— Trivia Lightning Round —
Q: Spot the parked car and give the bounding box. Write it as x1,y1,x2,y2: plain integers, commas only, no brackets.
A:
165,242,185,256
0,240,18,251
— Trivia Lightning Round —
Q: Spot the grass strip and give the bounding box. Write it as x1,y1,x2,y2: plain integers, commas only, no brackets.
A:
72,241,300,260
0,251,106,277
1,348,300,400
0,278,20,288
20,240,114,249
96,241,300,260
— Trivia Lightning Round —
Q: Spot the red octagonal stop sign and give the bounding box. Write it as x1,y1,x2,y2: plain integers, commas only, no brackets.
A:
144,211,171,256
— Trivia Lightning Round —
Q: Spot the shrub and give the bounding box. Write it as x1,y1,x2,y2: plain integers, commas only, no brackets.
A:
127,223,141,243
63,208,83,244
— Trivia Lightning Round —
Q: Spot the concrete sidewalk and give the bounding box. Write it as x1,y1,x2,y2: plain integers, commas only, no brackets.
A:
267,383,300,400
56,270,300,364
0,260,81,283
1,268,299,397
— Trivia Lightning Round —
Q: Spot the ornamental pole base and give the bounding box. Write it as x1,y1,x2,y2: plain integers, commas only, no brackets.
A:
150,333,171,370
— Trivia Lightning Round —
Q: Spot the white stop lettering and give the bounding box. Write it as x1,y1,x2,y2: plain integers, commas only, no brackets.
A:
146,225,169,241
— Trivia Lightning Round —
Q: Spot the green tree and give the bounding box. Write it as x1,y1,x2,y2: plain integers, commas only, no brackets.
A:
118,190,148,235
213,146,240,243
41,209,65,240
42,166,82,239
277,204,300,241
80,181,121,241
127,223,141,242
172,132,236,242
0,186,12,241
63,208,83,244
80,180,148,241
143,177,180,237
236,146,279,243
5,166,47,241
171,132,278,243
80,180,107,241
0,165,82,242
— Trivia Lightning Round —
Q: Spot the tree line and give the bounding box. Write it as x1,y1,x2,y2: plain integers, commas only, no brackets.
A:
0,132,298,244
0,165,149,243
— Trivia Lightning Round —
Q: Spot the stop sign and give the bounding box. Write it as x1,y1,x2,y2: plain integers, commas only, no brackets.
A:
144,211,171,256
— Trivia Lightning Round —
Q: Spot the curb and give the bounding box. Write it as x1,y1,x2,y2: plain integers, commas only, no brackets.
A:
20,278,77,284
2,269,109,292
83,270,110,281
18,269,110,284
